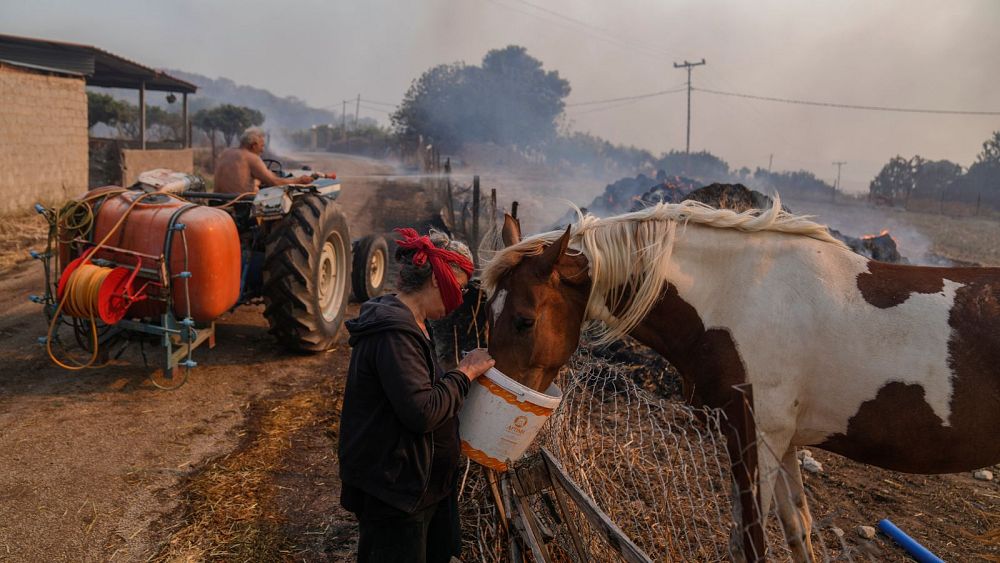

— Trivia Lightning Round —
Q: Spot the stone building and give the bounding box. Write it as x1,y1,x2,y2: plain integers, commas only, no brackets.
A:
0,34,196,215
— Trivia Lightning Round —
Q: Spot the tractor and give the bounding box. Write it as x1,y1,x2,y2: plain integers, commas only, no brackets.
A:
33,161,388,387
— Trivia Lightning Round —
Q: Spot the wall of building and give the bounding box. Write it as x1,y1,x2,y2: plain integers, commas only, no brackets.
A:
0,63,88,215
120,148,194,186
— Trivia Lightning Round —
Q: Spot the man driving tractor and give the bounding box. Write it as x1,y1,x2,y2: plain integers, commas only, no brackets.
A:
214,128,314,194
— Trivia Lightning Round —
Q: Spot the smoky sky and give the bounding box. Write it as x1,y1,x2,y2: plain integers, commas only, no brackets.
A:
3,0,998,192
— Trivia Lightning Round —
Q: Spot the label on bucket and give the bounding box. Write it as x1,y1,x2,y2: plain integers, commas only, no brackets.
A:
459,372,562,471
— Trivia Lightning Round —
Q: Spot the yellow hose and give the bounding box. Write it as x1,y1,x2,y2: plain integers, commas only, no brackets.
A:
46,191,155,370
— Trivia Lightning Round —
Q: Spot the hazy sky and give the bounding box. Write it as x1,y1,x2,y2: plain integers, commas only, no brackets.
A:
3,0,998,192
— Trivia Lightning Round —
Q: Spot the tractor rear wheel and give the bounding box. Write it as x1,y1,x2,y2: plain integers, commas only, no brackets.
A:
263,195,351,352
351,234,388,302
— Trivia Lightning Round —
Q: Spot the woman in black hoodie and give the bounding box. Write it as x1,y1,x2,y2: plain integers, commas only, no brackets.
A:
338,228,494,563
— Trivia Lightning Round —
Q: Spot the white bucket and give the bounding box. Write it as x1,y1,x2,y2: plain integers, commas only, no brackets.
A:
459,367,562,471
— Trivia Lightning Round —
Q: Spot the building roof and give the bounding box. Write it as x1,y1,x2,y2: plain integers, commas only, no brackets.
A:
0,33,197,93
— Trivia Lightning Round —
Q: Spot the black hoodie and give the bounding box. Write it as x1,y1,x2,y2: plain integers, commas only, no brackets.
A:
338,294,471,513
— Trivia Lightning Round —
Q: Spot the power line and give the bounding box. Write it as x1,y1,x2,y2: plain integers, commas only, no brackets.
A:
566,86,686,107
511,0,674,58
694,87,1000,116
480,0,672,61
361,98,397,107
567,97,652,116
358,103,392,114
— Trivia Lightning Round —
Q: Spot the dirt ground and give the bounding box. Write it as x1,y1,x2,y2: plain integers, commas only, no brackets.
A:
0,159,997,562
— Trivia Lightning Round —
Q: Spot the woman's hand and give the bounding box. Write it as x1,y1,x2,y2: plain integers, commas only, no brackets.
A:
457,348,495,382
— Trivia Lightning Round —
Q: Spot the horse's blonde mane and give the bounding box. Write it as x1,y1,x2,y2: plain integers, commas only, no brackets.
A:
482,195,848,345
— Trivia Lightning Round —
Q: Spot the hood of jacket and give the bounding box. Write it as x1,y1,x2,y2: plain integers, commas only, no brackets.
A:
346,294,425,346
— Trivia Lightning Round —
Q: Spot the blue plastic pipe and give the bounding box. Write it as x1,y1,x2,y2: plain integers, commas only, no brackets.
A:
877,519,945,563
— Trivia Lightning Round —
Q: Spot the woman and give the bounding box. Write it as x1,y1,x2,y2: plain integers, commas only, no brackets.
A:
338,228,494,563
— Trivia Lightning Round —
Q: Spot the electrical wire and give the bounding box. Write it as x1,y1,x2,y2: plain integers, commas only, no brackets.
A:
694,86,1000,116
480,0,673,61
483,0,676,61
360,98,397,107
566,85,687,107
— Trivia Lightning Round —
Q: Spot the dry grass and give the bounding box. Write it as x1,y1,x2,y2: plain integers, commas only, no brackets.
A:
901,211,1000,267
151,390,328,562
0,212,49,273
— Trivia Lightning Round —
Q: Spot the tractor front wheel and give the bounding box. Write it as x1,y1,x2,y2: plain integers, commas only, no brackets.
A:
263,195,351,352
351,234,388,302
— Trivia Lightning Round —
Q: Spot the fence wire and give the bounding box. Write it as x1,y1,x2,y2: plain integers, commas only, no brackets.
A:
460,351,863,562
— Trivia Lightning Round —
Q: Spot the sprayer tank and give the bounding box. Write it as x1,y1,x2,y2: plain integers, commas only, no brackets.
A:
90,191,241,322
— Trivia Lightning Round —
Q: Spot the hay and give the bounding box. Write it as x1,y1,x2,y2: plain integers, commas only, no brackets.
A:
150,390,328,562
0,211,49,273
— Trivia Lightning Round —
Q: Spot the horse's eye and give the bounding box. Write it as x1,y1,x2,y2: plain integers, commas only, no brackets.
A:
514,316,535,331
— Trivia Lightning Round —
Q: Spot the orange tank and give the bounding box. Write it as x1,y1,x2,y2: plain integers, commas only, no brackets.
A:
89,191,241,322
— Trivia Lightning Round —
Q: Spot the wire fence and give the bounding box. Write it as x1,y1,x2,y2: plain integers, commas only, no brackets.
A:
459,351,864,562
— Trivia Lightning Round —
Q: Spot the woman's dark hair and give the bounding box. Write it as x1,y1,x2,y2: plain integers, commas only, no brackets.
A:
395,230,472,294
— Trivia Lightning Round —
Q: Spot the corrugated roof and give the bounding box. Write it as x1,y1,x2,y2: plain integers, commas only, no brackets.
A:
0,33,197,93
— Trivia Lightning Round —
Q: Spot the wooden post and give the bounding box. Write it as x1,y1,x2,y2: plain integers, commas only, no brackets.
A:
725,384,766,563
472,175,481,268
491,188,498,234
511,200,519,220
139,81,146,150
182,92,189,148
510,470,552,562
446,174,456,232
540,448,653,563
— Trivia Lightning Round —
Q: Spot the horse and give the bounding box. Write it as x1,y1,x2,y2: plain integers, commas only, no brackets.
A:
482,199,1000,562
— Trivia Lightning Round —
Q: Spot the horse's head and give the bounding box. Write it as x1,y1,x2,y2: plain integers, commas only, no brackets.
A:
486,215,591,392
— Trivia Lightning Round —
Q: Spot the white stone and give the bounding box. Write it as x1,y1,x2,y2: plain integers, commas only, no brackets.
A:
973,469,994,481
857,526,877,540
796,449,814,460
831,527,845,538
801,456,824,474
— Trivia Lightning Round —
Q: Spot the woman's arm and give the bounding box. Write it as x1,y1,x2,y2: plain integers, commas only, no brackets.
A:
373,332,470,434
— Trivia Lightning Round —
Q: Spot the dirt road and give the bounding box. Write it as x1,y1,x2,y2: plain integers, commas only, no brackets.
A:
0,156,996,561
0,154,431,561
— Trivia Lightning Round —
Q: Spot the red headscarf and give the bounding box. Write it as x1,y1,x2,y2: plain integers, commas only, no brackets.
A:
394,228,474,314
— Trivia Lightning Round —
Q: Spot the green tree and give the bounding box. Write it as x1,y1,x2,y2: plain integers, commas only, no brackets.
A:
869,156,914,205
192,104,265,162
392,46,569,151
86,91,138,137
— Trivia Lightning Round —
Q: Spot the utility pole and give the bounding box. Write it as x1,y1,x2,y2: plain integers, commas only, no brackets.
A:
768,153,773,174
355,94,360,129
341,99,347,141
673,58,706,154
832,161,846,203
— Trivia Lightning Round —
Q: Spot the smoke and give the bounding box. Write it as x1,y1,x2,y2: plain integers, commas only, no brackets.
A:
781,197,942,265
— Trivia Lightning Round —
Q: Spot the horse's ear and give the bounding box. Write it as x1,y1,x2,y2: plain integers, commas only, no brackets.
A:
532,225,571,277
501,213,521,247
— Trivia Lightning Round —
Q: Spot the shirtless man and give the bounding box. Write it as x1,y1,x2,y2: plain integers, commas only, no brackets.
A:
214,128,313,194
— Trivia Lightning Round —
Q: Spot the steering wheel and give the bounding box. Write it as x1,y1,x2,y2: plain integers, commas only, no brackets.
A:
262,158,285,177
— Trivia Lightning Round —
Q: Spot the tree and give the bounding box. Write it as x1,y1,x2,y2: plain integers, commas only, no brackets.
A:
87,91,139,137
192,104,265,163
392,46,569,151
911,158,962,203
215,104,265,147
655,150,731,181
975,130,1000,166
754,168,835,200
957,130,1000,211
869,156,914,205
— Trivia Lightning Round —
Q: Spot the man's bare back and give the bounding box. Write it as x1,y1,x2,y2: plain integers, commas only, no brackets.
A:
214,130,313,194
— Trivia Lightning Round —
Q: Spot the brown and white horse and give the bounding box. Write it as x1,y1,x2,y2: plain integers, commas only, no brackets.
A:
483,199,1000,561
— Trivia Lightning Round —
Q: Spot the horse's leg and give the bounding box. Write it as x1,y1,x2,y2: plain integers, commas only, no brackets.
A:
773,448,816,562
